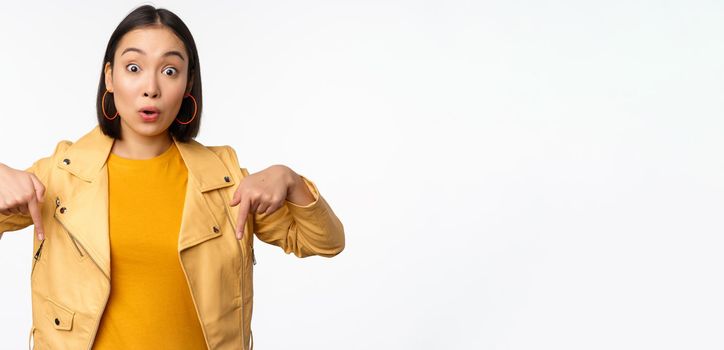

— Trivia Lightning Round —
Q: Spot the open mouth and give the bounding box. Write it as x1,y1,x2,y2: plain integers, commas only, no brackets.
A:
139,107,160,121
139,110,160,121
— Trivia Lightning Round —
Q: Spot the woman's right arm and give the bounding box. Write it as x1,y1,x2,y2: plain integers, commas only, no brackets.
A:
0,160,48,240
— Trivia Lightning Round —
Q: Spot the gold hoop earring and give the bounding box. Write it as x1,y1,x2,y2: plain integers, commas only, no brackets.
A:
102,90,119,120
175,93,198,125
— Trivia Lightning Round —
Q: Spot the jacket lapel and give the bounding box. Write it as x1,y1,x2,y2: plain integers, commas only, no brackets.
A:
174,137,237,251
54,126,237,278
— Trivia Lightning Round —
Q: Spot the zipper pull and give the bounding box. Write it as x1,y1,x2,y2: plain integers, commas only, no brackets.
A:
252,247,256,265
34,239,45,261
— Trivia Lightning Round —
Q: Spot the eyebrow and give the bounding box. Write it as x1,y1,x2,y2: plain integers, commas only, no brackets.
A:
120,47,185,61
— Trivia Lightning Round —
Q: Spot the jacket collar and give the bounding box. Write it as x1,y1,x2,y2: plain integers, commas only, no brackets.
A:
57,125,234,192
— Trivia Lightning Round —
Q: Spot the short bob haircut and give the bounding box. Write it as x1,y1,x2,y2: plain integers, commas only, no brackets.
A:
96,5,202,142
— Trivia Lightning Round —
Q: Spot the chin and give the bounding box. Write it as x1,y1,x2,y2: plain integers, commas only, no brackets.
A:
121,118,172,138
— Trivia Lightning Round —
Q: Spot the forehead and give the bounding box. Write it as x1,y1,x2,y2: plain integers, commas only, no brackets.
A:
116,26,186,58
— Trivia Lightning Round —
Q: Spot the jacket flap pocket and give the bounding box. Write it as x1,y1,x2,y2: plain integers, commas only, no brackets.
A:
44,297,75,331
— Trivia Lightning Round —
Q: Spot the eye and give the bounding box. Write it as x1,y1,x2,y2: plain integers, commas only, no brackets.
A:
126,64,140,73
163,67,178,76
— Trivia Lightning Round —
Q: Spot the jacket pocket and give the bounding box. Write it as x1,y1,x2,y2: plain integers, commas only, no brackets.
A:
43,297,75,331
66,231,86,260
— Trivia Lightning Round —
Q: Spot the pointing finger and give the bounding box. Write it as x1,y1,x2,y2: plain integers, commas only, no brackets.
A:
27,194,44,241
30,174,45,203
236,196,250,240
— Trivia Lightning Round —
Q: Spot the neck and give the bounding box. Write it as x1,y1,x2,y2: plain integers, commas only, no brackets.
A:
111,129,174,160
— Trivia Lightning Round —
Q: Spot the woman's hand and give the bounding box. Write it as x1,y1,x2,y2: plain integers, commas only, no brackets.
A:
229,165,296,240
0,163,46,240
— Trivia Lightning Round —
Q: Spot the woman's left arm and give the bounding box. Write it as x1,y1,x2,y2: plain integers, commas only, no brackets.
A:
229,164,345,258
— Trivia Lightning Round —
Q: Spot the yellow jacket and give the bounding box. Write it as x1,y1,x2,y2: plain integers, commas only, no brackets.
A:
0,125,345,350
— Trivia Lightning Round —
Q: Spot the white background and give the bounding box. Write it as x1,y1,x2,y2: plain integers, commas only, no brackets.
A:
1,0,723,349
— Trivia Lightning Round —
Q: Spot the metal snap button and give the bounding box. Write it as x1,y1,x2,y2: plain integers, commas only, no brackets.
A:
213,226,220,233
55,198,60,207
60,207,66,214
54,318,60,325
62,159,70,165
224,176,230,182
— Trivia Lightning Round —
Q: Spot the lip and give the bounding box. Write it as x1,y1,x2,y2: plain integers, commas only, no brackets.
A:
139,106,160,122
139,111,159,122
139,106,160,114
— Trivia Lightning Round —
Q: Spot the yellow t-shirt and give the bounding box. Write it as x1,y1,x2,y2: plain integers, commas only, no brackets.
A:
93,142,207,349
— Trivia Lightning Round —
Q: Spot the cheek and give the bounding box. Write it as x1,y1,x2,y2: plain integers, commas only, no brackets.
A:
168,76,188,95
113,77,138,105
165,80,188,104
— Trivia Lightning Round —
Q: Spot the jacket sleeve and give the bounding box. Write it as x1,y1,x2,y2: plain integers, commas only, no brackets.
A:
0,157,51,239
240,167,345,258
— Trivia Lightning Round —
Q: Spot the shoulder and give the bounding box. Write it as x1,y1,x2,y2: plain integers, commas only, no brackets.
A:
203,144,239,164
213,145,241,168
206,144,234,157
200,143,243,171
53,140,74,156
203,144,249,178
48,139,74,157
26,140,74,180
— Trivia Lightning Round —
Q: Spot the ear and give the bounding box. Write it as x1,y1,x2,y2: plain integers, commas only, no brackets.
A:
104,62,114,92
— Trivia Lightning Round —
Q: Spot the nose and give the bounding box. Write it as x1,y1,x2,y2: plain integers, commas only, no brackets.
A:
143,75,160,98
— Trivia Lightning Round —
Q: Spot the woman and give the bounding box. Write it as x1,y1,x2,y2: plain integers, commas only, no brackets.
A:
0,5,345,350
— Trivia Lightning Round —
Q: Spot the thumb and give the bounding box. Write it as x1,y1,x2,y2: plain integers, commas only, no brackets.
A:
229,189,241,207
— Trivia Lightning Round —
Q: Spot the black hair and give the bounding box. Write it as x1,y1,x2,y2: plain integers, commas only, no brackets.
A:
96,5,202,142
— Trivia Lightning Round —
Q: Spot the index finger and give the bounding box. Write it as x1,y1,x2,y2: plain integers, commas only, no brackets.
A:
236,196,250,240
27,195,44,241
30,174,45,204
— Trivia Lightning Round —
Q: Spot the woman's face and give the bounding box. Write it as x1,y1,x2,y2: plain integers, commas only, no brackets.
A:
104,25,192,140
